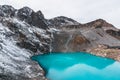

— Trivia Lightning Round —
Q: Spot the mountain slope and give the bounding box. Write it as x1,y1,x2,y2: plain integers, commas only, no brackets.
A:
52,18,120,61
0,5,52,80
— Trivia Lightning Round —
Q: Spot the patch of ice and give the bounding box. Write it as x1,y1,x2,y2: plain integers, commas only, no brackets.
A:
13,18,26,27
0,23,33,75
48,28,60,32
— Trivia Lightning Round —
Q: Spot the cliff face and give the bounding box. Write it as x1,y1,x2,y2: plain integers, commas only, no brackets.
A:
0,5,52,80
106,29,120,40
0,5,120,80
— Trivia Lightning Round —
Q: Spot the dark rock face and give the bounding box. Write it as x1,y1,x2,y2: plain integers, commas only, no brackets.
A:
16,41,38,52
0,5,15,17
30,12,48,29
0,5,48,29
106,29,120,40
17,7,33,20
17,7,48,29
52,31,91,52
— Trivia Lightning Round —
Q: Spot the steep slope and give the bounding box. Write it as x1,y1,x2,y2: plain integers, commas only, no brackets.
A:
52,27,120,52
52,18,120,61
0,24,45,80
0,5,52,80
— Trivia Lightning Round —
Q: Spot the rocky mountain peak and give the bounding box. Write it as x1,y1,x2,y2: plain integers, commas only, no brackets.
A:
0,5,48,29
0,5,52,57
48,16,80,27
16,6,48,29
94,19,114,27
0,5,15,17
17,6,33,20
36,10,45,19
85,19,114,28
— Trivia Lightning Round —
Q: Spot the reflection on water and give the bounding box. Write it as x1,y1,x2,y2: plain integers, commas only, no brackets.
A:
32,52,120,80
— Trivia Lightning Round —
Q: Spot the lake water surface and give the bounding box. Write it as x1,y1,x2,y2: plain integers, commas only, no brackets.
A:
31,52,120,80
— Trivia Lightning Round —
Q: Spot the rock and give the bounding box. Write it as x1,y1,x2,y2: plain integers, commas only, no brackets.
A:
0,5,51,80
16,41,38,53
106,29,120,40
17,7,33,21
52,31,91,52
36,10,45,20
48,16,80,28
0,5,15,17
30,12,48,29
82,19,117,30
0,44,2,50
88,45,120,61
17,7,48,29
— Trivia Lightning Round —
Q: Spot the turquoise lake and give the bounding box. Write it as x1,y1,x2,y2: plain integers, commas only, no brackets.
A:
31,52,120,80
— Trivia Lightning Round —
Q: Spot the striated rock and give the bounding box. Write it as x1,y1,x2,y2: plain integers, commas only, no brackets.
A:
16,41,38,53
0,5,51,80
106,29,120,40
0,19,48,80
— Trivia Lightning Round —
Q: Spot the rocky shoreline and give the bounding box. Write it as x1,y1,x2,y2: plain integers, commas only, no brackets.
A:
87,45,120,62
